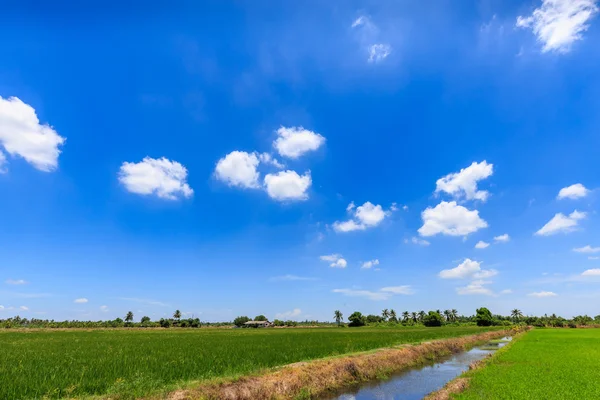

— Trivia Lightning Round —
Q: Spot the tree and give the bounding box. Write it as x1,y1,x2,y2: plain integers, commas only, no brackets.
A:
334,310,343,326
511,309,523,322
125,311,134,323
233,316,250,327
444,310,452,321
173,310,182,320
418,311,426,322
381,309,390,321
451,309,458,322
402,311,410,322
475,307,493,326
254,315,268,321
411,312,418,322
366,314,383,323
423,311,443,327
348,311,366,327
140,316,151,324
389,309,398,322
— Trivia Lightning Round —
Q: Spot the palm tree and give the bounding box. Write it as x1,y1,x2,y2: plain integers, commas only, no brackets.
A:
511,309,523,322
125,311,134,323
381,309,390,321
444,310,452,321
173,310,182,320
402,311,410,322
451,309,458,322
389,309,397,322
334,310,343,326
418,311,426,322
411,312,418,322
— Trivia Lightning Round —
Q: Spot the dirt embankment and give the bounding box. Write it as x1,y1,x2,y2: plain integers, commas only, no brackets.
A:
165,329,514,400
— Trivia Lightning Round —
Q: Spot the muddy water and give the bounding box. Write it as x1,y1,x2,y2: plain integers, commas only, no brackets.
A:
325,337,511,400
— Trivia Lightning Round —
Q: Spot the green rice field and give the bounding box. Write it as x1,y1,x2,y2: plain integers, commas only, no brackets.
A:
0,326,500,399
456,329,600,399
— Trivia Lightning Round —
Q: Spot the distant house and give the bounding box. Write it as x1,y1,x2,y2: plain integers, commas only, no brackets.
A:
243,320,273,328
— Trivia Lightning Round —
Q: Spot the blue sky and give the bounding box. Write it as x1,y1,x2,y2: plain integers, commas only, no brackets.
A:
1,0,600,322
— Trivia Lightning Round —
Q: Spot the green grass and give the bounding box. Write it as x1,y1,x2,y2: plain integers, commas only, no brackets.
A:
455,329,600,399
0,326,501,399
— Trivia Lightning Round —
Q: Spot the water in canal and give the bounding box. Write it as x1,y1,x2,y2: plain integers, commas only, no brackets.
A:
325,337,511,400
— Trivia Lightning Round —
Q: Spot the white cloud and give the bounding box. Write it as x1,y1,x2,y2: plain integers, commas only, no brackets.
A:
535,210,587,236
351,16,369,28
332,288,390,301
457,280,494,296
333,201,390,233
439,258,497,280
5,279,27,285
500,289,513,294
574,245,600,253
435,161,494,201
361,259,380,269
119,157,193,200
258,152,284,169
214,151,260,189
74,298,88,304
269,275,316,282
558,183,590,199
582,268,600,276
0,96,66,172
380,285,414,295
320,254,347,268
404,237,431,246
275,308,302,319
19,305,29,311
368,44,391,63
264,170,311,201
0,152,6,173
589,256,600,260
419,201,488,237
346,201,356,212
475,241,490,249
273,126,325,159
516,0,599,53
528,291,558,297
100,305,109,312
494,234,510,243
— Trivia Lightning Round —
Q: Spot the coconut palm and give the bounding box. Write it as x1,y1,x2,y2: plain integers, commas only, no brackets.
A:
381,309,390,321
451,309,458,322
125,311,134,323
418,311,426,322
173,310,182,320
334,310,343,326
389,309,397,322
444,310,452,321
511,309,523,321
411,312,418,322
402,311,410,322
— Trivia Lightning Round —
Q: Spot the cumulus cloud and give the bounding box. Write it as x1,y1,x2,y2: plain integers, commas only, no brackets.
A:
5,279,27,285
368,44,392,63
333,201,391,233
419,201,488,237
275,308,302,319
404,237,431,246
558,183,590,199
582,268,600,276
0,96,66,172
214,151,260,189
494,234,510,243
574,245,600,253
439,259,497,280
435,161,494,201
535,210,587,236
361,259,380,269
516,0,599,53
475,241,490,249
528,291,558,297
333,285,414,301
119,157,193,200
273,126,325,159
264,170,311,201
457,280,494,296
74,298,88,304
320,254,347,268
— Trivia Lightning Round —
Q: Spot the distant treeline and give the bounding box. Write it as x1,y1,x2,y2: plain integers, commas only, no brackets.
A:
2,307,599,329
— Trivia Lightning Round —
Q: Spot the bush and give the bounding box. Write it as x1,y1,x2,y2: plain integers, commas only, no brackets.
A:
348,312,366,327
475,307,493,327
233,316,250,327
423,311,443,327
366,314,383,324
159,318,171,328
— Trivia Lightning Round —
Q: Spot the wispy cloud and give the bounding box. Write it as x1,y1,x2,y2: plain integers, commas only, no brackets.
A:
333,285,414,301
269,275,316,282
115,297,170,307
5,279,27,285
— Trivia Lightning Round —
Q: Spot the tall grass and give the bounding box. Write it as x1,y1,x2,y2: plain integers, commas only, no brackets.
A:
0,326,501,399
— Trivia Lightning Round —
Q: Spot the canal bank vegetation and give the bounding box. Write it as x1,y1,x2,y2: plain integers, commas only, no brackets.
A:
447,329,600,399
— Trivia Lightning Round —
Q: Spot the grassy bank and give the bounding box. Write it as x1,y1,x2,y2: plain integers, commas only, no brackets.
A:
454,329,600,399
0,326,502,399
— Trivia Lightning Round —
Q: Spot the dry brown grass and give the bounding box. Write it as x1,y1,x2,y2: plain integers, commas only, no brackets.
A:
164,329,513,400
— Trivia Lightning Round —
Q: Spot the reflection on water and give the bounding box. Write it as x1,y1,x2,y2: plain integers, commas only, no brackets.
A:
327,337,511,400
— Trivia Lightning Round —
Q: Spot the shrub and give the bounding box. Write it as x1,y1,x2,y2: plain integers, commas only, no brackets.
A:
423,311,443,327
475,307,493,327
366,314,383,324
233,316,250,327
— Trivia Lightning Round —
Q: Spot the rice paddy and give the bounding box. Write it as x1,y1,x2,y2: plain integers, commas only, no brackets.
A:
0,326,501,399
